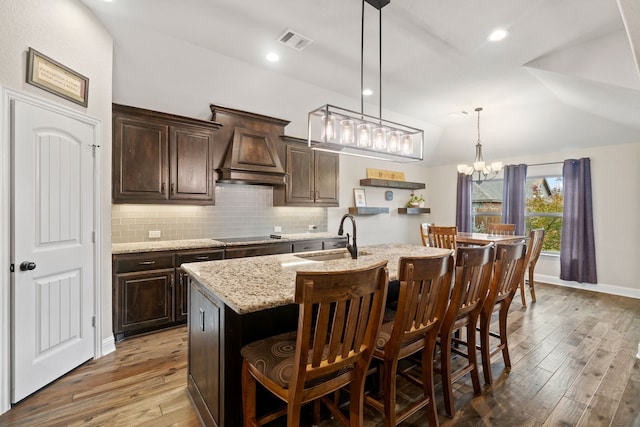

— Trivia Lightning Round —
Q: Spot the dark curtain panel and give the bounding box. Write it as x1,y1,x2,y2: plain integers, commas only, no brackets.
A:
502,164,528,235
456,173,472,232
560,158,597,283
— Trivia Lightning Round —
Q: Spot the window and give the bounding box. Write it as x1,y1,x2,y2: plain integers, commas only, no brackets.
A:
525,176,562,253
471,175,563,253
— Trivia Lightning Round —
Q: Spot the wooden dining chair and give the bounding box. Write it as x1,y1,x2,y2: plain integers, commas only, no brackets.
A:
419,223,434,246
435,243,494,418
364,253,454,426
519,228,545,306
478,242,526,385
240,261,389,427
486,223,516,235
428,225,458,250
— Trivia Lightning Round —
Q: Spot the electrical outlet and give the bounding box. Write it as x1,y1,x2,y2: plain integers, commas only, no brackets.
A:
273,226,282,233
308,224,317,231
149,230,161,239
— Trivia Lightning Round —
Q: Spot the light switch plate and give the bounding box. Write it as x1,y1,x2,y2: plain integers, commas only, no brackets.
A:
274,226,282,232
149,230,161,239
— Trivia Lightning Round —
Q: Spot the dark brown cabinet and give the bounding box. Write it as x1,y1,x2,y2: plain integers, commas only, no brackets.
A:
112,248,224,341
113,104,220,205
224,242,292,259
274,136,339,207
188,284,221,424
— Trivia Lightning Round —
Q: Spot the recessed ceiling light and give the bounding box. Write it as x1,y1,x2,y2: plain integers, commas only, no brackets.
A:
362,89,373,96
266,52,280,62
488,28,509,42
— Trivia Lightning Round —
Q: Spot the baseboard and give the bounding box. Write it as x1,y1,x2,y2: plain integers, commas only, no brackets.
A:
101,335,116,357
536,274,640,300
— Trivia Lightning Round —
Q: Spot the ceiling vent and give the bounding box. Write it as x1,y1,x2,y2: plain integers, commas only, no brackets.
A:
278,29,313,51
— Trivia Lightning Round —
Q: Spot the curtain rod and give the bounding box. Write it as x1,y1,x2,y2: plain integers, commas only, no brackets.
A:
526,161,564,167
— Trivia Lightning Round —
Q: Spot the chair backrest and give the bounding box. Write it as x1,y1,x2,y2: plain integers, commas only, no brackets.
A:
484,242,527,309
428,225,458,250
525,228,545,270
291,261,389,390
419,223,434,246
487,223,516,235
386,253,455,357
447,244,494,320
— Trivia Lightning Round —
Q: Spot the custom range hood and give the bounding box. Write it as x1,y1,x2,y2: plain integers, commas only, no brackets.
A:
211,104,289,185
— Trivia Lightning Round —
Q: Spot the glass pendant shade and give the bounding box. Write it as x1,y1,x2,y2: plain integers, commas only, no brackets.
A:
308,105,424,162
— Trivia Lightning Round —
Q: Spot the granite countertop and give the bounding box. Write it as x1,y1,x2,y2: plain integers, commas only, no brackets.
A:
111,232,342,254
182,244,452,315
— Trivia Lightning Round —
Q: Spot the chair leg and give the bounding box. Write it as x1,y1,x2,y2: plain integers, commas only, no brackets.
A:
439,330,456,418
383,358,399,427
466,320,482,395
349,361,368,427
422,337,440,427
499,304,511,368
479,313,493,385
519,277,527,307
241,359,258,427
529,269,537,303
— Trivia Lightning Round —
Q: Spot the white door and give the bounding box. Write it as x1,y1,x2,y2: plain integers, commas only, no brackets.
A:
11,98,96,403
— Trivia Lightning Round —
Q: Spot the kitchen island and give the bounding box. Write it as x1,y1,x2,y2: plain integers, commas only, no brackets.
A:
181,244,451,427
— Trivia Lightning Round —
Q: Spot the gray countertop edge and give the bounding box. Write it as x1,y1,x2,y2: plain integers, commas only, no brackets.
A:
111,232,344,254
182,244,452,315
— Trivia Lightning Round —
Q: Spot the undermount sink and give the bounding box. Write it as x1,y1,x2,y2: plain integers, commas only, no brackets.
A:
293,250,370,262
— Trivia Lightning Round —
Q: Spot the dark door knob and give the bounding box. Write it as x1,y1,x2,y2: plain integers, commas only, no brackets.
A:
20,261,36,271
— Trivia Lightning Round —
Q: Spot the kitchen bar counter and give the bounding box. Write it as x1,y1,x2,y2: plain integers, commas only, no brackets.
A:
111,232,342,254
183,243,451,315
183,244,451,427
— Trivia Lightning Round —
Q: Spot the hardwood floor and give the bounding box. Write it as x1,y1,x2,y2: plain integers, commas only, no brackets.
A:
1,282,639,426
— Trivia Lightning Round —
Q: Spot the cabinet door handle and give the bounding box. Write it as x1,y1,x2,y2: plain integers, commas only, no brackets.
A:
199,308,205,331
169,274,174,288
195,256,210,260
161,182,166,193
171,183,175,195
138,261,156,265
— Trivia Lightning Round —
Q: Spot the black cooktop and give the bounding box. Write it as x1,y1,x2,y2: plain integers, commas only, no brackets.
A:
214,235,282,243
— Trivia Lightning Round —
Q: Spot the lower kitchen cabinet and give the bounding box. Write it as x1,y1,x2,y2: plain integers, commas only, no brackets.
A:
176,249,224,323
113,268,175,341
224,242,292,259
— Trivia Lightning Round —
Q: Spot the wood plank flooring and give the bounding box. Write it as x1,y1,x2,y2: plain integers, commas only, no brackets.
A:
1,282,639,426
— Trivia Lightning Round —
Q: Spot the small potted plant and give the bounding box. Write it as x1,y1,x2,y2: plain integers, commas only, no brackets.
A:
407,194,424,208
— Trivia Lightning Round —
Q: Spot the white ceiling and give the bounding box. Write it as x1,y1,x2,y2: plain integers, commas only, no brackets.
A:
81,0,640,166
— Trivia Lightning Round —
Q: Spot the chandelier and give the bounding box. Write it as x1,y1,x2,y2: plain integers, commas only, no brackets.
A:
307,0,424,162
456,107,502,182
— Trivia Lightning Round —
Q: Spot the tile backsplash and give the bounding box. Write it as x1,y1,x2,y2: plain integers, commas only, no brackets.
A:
111,184,328,243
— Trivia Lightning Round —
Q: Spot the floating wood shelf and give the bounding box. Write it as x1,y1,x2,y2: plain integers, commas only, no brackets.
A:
398,207,431,214
359,178,425,190
348,207,390,215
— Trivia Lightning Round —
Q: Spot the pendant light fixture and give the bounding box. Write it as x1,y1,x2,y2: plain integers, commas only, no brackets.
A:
457,107,502,183
307,0,424,162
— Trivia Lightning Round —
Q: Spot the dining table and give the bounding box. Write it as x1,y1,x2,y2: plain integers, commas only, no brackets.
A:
456,232,528,246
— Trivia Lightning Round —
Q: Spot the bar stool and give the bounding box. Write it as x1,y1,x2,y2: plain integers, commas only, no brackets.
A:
478,242,526,385
240,261,389,427
364,253,454,426
435,244,494,418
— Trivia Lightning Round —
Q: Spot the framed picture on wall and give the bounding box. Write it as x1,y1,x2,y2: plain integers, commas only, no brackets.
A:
26,47,89,107
353,188,366,207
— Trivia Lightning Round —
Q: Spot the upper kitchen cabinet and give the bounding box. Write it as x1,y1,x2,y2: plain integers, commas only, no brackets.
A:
273,136,339,207
113,104,221,204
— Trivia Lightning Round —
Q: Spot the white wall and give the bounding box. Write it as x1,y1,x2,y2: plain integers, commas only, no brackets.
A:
428,142,640,298
0,0,113,412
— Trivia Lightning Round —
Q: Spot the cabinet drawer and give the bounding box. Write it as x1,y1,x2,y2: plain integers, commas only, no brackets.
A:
323,238,347,250
292,241,323,253
225,242,292,259
176,249,224,266
113,253,174,274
